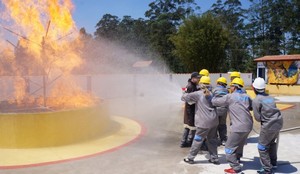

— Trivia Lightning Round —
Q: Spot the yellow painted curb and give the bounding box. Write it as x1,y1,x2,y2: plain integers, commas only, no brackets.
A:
0,116,143,168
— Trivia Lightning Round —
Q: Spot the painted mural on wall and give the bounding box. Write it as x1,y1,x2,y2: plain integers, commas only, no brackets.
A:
267,61,300,85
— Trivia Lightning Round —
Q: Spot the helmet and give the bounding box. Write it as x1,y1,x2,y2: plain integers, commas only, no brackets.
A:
252,77,266,89
199,69,209,77
231,78,244,87
217,77,227,85
230,71,240,78
200,76,211,84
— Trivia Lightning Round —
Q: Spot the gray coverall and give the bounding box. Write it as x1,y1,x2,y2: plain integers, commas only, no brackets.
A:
253,93,283,172
212,85,229,143
181,89,219,161
212,89,253,171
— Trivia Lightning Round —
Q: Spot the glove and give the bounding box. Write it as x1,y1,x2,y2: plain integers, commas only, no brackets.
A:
204,88,211,97
199,84,206,90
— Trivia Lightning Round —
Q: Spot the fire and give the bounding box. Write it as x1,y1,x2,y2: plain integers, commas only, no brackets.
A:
46,77,98,109
0,0,96,110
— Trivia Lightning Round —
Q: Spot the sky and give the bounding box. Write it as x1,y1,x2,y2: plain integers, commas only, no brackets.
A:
72,0,220,34
0,0,251,42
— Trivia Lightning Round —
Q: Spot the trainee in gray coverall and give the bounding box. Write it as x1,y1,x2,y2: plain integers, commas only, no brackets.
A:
212,89,253,171
181,89,219,161
253,93,283,172
212,85,229,143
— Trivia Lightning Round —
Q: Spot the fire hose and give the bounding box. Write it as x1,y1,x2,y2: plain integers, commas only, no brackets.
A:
252,126,300,134
251,126,300,167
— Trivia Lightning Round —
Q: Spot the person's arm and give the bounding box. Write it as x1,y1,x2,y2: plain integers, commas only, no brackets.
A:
252,99,262,122
186,83,194,93
211,94,230,107
181,91,200,104
248,96,253,111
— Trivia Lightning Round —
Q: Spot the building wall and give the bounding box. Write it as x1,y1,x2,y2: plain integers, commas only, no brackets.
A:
172,73,252,88
265,61,300,85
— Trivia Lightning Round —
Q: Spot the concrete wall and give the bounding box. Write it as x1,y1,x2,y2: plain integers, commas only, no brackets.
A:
0,73,253,101
172,73,253,88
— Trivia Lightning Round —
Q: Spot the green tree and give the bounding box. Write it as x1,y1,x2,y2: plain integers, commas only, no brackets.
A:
246,0,293,56
117,17,152,56
210,0,250,72
285,0,300,54
94,14,120,40
145,0,198,72
94,14,152,59
171,14,229,72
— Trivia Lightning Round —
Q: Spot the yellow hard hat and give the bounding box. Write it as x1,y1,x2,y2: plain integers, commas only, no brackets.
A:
199,69,209,77
200,76,211,84
231,78,244,87
230,71,240,78
217,77,227,85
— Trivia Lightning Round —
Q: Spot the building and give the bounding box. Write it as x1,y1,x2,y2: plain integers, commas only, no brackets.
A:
254,55,300,95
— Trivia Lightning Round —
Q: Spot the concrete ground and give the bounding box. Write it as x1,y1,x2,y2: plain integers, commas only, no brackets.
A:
1,96,300,174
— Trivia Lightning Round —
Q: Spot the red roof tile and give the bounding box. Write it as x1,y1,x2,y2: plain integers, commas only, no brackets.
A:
254,55,300,62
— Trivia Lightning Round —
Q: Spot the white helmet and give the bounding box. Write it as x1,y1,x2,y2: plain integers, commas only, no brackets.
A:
252,77,266,89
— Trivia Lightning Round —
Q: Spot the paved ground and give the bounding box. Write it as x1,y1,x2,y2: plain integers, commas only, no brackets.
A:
1,95,299,174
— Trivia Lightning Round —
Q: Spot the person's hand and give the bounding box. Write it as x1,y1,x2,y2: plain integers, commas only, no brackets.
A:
204,88,211,97
199,84,206,90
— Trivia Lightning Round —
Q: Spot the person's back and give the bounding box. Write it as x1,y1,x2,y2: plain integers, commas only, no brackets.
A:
213,77,229,145
182,90,218,129
228,90,253,132
212,85,228,116
213,89,253,132
253,94,283,131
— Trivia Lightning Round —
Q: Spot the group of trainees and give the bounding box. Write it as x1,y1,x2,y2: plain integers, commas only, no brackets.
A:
180,70,282,174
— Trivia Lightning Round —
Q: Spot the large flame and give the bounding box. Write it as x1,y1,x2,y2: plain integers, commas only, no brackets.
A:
0,0,96,110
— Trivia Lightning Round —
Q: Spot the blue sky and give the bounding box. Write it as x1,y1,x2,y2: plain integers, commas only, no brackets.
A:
1,0,251,41
72,0,227,34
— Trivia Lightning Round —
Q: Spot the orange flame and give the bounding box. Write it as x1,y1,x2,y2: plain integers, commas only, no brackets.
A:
1,0,96,110
45,77,98,109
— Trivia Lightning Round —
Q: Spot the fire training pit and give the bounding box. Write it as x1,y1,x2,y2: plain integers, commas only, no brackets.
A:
0,0,114,148
0,103,110,148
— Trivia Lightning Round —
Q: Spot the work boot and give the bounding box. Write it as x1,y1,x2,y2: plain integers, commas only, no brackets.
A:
180,128,190,148
180,142,190,148
208,159,220,165
257,168,273,174
221,139,226,146
224,168,243,174
237,157,241,163
183,158,194,164
271,162,277,170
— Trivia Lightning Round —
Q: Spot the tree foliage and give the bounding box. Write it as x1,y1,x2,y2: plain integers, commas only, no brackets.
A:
210,0,249,72
145,0,199,72
171,14,228,72
91,0,300,73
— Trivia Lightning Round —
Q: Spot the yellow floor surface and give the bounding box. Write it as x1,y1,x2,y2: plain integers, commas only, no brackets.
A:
246,89,294,111
0,116,144,169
